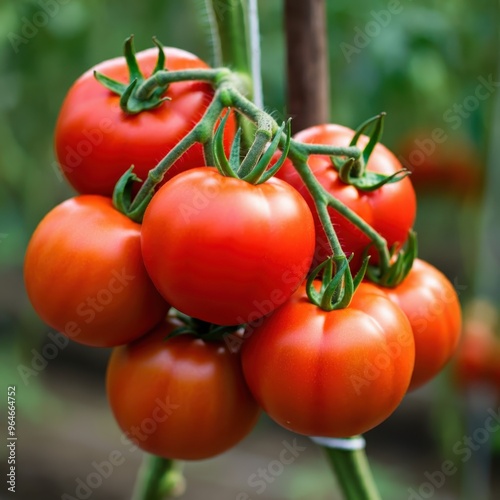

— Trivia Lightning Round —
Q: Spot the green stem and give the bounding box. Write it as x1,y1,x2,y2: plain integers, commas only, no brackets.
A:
322,446,381,500
238,128,272,177
121,66,391,273
131,455,184,500
135,68,225,100
224,85,392,271
209,0,251,76
293,159,345,259
321,189,392,272
290,151,391,273
129,94,225,211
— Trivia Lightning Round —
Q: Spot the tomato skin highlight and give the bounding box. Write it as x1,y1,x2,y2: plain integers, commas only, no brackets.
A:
141,167,316,326
277,124,417,271
24,195,169,347
106,318,260,460
55,47,235,196
241,282,415,438
383,259,462,390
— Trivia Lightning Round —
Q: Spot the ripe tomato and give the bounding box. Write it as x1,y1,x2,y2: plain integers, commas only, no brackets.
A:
241,282,415,437
141,167,316,326
398,131,483,198
106,317,260,460
55,47,235,196
455,302,500,392
383,259,462,390
277,124,416,271
24,196,169,347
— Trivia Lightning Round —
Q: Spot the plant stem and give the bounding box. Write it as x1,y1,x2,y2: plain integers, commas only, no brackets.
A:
129,94,225,211
290,153,391,273
123,66,392,273
131,455,184,500
207,0,255,148
224,85,392,270
293,159,345,259
322,446,381,500
209,0,251,76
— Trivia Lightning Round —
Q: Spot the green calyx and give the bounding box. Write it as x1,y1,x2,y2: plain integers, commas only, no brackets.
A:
306,255,369,311
165,311,243,343
112,167,153,223
332,113,410,191
367,231,418,287
213,110,292,184
94,35,171,115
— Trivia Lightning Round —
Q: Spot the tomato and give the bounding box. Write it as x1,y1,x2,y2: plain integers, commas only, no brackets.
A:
397,132,483,198
55,47,235,196
277,124,417,271
455,301,500,392
24,196,169,347
106,317,260,460
241,282,415,437
383,259,462,390
141,167,316,326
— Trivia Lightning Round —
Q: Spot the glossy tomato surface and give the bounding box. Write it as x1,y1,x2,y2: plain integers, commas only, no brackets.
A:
277,124,417,271
55,47,234,195
106,318,260,460
141,167,316,326
242,282,415,437
384,259,462,390
24,196,169,347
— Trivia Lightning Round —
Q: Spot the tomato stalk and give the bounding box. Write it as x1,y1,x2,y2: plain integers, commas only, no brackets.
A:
113,63,401,286
125,93,226,218
206,0,256,147
320,442,381,500
207,0,250,77
131,455,184,500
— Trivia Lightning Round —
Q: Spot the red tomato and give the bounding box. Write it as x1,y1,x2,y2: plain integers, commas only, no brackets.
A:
277,124,417,271
397,132,483,198
384,259,462,390
106,317,260,460
455,303,500,392
55,47,235,196
141,167,316,326
241,282,415,437
24,196,169,347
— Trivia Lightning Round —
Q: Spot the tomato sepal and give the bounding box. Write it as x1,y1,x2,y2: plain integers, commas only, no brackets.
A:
213,113,291,184
367,230,418,287
165,311,245,343
94,35,171,115
329,113,410,191
306,253,368,311
338,158,410,192
112,166,152,223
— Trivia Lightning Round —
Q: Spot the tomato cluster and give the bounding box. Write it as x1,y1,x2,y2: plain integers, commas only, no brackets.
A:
24,41,462,462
